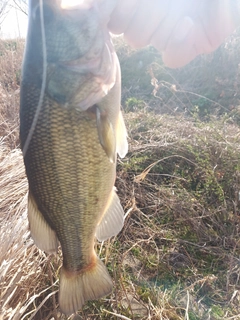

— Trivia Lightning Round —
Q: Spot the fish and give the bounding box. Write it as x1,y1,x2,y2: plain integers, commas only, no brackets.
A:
20,0,128,315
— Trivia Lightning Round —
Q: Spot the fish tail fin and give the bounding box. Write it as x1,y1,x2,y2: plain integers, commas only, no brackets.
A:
28,192,58,253
59,256,112,315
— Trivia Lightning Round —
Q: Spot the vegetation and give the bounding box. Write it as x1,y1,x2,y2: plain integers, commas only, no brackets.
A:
0,30,240,319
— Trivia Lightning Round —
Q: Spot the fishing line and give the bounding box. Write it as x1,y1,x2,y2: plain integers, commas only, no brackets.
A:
23,0,47,157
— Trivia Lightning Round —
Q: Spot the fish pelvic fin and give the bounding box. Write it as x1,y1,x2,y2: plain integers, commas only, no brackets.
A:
96,109,128,163
116,110,128,158
28,193,58,253
59,256,113,315
96,188,124,242
96,106,116,163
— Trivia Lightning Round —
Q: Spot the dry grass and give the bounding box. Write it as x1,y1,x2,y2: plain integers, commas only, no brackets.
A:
0,38,240,319
0,39,24,148
117,112,240,318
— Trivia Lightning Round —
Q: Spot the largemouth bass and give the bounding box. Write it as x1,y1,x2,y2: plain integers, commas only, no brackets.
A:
20,0,128,315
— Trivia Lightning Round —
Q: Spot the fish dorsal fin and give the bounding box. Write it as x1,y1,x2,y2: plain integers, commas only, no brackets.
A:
96,188,124,242
116,111,128,158
96,107,116,163
28,193,58,253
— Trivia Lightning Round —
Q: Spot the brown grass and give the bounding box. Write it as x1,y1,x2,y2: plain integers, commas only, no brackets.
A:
0,39,24,149
0,37,240,319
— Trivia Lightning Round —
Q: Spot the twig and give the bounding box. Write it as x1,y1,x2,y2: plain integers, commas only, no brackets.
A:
184,290,190,320
102,309,132,320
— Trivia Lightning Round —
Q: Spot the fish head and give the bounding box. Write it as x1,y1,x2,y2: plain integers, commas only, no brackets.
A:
28,0,101,62
26,0,117,108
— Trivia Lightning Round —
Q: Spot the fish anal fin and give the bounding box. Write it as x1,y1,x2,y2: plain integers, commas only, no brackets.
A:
116,110,128,158
59,256,112,315
96,107,116,163
28,193,58,253
96,188,124,242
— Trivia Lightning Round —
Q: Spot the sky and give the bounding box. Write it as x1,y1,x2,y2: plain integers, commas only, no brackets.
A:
0,6,28,39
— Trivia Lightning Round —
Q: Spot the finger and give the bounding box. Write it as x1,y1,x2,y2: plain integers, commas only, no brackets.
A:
162,0,240,68
163,14,218,69
150,0,196,52
162,23,197,68
108,0,138,34
194,19,217,55
200,0,239,51
124,0,170,48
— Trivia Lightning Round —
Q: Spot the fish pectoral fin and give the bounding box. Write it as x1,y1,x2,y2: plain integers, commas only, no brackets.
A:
96,107,116,163
96,188,124,242
59,256,112,315
28,193,58,253
116,110,128,158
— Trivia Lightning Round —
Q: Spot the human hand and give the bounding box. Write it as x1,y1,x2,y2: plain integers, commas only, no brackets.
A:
108,0,240,68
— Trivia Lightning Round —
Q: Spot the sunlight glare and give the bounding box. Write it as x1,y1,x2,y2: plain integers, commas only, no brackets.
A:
61,0,86,8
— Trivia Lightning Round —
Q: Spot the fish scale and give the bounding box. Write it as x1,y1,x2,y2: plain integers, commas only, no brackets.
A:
24,96,114,260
